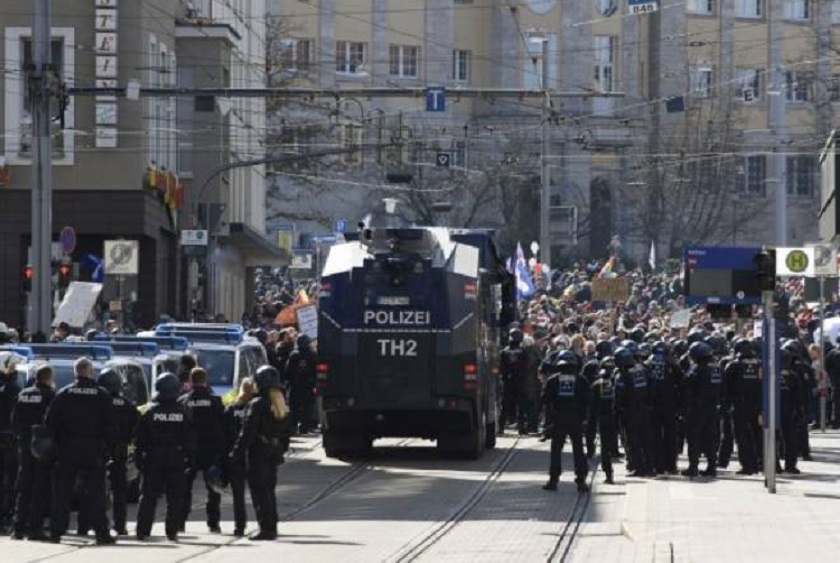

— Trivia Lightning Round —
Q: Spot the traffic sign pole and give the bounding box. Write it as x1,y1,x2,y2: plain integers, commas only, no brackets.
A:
819,275,827,433
763,289,777,494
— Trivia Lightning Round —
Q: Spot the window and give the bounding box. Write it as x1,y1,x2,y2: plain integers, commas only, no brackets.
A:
280,38,313,71
336,41,366,74
689,66,713,98
735,0,762,17
687,0,715,14
830,75,840,102
389,45,419,78
688,158,717,190
341,124,363,164
452,140,467,168
593,35,617,92
785,71,809,102
785,0,808,19
735,155,767,197
735,68,762,102
787,155,815,197
452,49,471,82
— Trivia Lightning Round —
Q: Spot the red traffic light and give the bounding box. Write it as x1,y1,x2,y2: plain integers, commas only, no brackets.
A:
24,266,34,280
58,263,71,277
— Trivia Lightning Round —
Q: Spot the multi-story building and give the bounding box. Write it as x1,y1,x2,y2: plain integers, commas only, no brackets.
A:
267,0,833,265
0,0,280,329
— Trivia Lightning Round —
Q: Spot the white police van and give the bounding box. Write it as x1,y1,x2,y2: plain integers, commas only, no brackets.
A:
143,324,268,400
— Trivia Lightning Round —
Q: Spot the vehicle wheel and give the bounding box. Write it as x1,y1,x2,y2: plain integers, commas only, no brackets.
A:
324,431,372,459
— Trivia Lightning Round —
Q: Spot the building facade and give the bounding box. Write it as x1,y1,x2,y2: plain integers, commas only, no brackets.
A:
0,0,278,330
267,0,834,265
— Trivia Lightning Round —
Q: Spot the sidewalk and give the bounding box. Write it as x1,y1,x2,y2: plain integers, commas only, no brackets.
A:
571,430,840,562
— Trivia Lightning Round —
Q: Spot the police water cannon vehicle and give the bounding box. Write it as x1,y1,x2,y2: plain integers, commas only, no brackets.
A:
318,201,515,459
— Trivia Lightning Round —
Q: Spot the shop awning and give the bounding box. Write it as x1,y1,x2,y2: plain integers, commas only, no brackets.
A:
222,222,290,267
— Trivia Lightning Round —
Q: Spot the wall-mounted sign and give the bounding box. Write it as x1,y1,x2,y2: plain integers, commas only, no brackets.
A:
95,0,119,148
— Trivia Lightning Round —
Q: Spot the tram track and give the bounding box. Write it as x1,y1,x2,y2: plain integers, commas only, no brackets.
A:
546,460,599,563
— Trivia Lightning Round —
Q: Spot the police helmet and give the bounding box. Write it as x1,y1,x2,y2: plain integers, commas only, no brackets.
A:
629,327,646,344
613,347,635,368
582,360,600,380
297,334,312,350
595,339,614,360
782,339,806,361
554,350,578,367
609,335,622,346
154,372,181,402
644,331,660,343
97,368,122,396
204,464,229,495
688,342,713,363
600,356,616,371
733,338,755,359
254,365,281,391
30,424,58,462
779,347,794,370
509,328,524,345
637,343,652,360
672,339,689,358
687,328,706,345
621,340,639,356
85,329,102,341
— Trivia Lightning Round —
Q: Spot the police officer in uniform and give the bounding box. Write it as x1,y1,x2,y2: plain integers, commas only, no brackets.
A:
285,334,317,434
541,351,590,493
97,368,139,536
614,347,655,476
589,359,617,484
178,367,224,533
11,364,54,540
779,348,804,474
223,378,256,537
500,328,526,431
232,365,291,540
0,352,22,535
45,356,115,544
726,339,763,475
682,342,722,478
647,341,681,474
136,373,196,542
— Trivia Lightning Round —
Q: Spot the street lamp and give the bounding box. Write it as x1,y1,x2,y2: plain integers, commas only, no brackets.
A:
528,31,551,272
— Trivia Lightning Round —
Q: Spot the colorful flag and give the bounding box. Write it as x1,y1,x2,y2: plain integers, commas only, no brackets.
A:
598,256,616,278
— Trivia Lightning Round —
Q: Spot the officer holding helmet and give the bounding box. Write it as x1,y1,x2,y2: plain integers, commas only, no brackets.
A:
231,365,291,541
136,373,196,542
541,350,590,493
11,363,54,540
0,351,22,535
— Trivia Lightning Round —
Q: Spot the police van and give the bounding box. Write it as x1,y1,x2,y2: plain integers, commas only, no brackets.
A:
94,335,189,389
150,324,268,400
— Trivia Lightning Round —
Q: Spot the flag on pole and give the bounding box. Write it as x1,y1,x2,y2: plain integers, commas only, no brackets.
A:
648,241,656,271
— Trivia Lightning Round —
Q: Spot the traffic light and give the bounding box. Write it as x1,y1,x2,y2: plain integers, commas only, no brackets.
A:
23,265,34,293
754,248,776,292
57,261,72,289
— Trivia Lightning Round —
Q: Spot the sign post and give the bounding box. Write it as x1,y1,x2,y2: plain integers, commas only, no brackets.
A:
809,243,836,432
762,289,777,494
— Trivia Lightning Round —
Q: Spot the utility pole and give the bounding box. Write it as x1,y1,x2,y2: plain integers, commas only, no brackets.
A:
539,38,551,273
29,0,54,336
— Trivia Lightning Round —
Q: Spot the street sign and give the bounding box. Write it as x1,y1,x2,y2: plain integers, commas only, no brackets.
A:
628,0,657,14
683,246,762,305
809,244,837,277
104,240,139,275
425,87,446,112
181,230,208,246
436,152,451,167
59,226,76,255
290,252,313,270
334,219,347,234
776,246,815,277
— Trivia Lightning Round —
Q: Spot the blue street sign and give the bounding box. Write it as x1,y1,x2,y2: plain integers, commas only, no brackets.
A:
683,246,762,305
425,87,446,112
334,219,347,234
